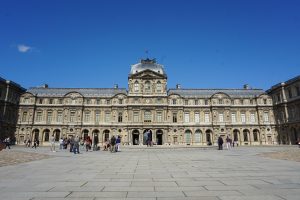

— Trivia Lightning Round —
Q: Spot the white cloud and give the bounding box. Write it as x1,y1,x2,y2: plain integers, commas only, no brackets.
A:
17,44,32,53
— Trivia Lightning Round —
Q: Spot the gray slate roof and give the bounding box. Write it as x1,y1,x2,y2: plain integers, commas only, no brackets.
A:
27,88,127,97
168,89,266,98
130,58,166,75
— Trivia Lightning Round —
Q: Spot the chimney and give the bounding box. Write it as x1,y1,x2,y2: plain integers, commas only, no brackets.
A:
114,84,118,89
43,84,48,88
243,84,249,90
176,84,181,89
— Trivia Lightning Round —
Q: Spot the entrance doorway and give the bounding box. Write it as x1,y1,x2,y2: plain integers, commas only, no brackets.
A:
132,130,139,145
156,130,163,145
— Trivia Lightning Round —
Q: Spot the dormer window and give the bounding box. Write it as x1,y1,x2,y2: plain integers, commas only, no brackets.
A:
145,81,151,92
156,81,162,92
134,81,139,92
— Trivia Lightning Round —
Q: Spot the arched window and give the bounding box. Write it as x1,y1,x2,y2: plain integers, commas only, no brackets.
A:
156,81,162,92
185,130,192,144
145,81,151,92
134,81,139,92
195,129,201,143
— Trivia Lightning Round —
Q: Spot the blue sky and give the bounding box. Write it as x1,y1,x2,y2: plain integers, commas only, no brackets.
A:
0,0,299,90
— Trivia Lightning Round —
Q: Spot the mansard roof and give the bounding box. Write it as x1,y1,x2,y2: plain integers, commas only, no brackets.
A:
168,89,266,98
27,87,127,97
130,58,166,76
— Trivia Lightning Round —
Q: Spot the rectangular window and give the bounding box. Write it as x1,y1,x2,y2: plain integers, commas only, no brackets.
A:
185,100,188,105
277,94,281,102
96,99,101,104
118,112,123,122
219,99,223,104
250,113,255,123
219,113,224,122
106,99,110,104
133,112,139,122
173,113,177,123
264,99,267,104
70,111,76,122
205,99,208,105
119,99,123,104
49,99,53,104
204,113,210,123
157,112,162,122
195,112,200,123
39,99,43,104
47,111,52,123
57,111,63,122
105,112,111,122
59,99,63,104
231,113,236,123
84,111,90,122
22,112,27,122
157,98,162,104
195,100,198,105
241,113,246,123
24,98,29,103
264,112,269,122
86,99,91,104
173,99,177,105
184,112,190,123
144,111,152,122
36,111,42,122
95,111,100,122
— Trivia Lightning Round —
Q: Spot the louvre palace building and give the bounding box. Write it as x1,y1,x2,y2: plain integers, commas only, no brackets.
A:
13,58,300,146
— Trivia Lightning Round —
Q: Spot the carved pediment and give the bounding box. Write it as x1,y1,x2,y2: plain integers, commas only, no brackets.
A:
64,92,83,99
130,69,167,79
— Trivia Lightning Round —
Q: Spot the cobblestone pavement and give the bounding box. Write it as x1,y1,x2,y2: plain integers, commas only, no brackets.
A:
0,145,299,200
0,148,52,167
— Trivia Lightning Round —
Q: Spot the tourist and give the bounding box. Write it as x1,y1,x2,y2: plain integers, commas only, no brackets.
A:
4,137,11,149
110,135,116,153
50,135,56,152
59,137,64,150
73,135,80,154
116,135,121,152
32,139,38,149
218,136,223,150
103,139,110,151
69,136,74,152
226,136,231,150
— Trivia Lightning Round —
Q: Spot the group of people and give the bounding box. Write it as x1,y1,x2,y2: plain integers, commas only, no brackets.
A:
218,136,238,150
103,135,121,153
2,137,11,149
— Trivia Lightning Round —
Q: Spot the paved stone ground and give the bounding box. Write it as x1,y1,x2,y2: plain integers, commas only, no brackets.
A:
0,145,299,200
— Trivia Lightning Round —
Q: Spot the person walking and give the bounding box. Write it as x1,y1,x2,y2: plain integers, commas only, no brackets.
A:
32,139,38,149
59,137,64,150
4,137,11,149
218,136,224,150
116,136,121,152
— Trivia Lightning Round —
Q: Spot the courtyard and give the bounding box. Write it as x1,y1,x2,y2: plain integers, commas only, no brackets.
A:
0,145,299,200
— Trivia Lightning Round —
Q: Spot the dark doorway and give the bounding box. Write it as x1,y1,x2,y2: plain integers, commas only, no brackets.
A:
132,133,139,145
156,133,163,145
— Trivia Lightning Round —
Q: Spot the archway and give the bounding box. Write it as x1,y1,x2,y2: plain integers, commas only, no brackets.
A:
103,129,110,143
253,129,260,142
143,129,152,145
53,129,60,141
185,130,192,145
32,129,39,141
243,129,250,142
205,129,212,145
156,130,163,145
233,129,239,142
43,129,50,142
82,129,89,140
93,129,100,145
194,129,202,144
132,129,139,145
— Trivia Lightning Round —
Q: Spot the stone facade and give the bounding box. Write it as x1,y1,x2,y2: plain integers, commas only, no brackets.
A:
15,59,278,146
267,75,300,144
0,77,26,142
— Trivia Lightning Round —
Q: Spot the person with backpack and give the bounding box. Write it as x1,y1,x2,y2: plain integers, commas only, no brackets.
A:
110,135,116,153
